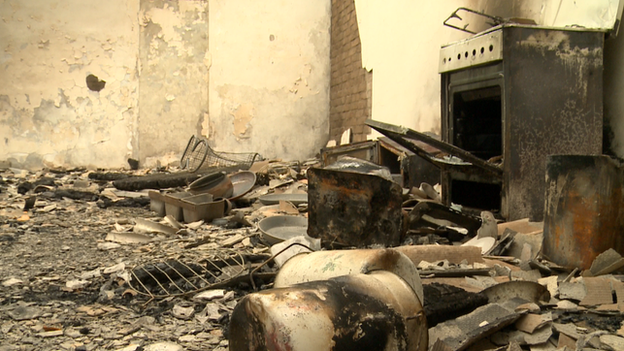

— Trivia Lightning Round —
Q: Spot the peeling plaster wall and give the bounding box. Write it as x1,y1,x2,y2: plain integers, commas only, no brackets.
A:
138,0,209,167
207,0,331,161
0,0,139,169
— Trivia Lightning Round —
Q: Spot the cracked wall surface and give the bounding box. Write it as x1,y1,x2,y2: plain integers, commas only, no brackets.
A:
1,0,330,169
138,0,209,167
0,0,140,169
207,0,331,161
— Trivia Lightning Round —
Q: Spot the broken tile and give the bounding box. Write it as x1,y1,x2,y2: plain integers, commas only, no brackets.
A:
143,342,183,351
172,305,194,320
552,323,581,340
105,232,153,244
103,262,126,275
97,242,121,250
510,269,542,282
65,279,90,290
79,268,101,280
492,324,552,346
579,277,614,307
429,303,520,350
133,218,177,235
515,312,552,334
37,330,64,338
538,276,558,299
600,334,624,350
557,332,576,349
515,302,541,313
558,281,586,301
555,300,580,311
588,248,624,276
193,289,226,302
529,340,559,351
221,234,246,247
612,279,624,304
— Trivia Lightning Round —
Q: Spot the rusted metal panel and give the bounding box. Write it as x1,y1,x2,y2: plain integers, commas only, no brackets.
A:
307,158,403,248
543,155,624,269
502,26,604,221
229,271,428,351
366,119,503,177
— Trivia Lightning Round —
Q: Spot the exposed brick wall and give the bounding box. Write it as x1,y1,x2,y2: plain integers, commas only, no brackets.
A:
330,0,372,144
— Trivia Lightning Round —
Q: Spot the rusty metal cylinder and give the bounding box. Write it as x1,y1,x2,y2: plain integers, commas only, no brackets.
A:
307,158,404,249
229,271,428,351
543,155,624,269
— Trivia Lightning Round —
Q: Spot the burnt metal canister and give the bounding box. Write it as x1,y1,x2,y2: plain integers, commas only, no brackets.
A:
543,155,624,269
307,157,403,248
229,271,427,351
273,248,423,303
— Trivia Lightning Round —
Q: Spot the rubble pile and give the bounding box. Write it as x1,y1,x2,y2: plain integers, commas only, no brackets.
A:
1,156,624,351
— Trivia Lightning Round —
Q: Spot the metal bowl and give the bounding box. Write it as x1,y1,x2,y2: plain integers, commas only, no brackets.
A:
228,171,256,201
188,171,233,198
258,215,309,245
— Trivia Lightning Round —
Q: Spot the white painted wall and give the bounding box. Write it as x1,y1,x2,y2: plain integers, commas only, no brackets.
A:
0,0,140,169
355,0,478,136
206,0,331,161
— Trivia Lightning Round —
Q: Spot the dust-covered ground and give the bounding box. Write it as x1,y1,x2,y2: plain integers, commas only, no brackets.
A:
0,167,270,351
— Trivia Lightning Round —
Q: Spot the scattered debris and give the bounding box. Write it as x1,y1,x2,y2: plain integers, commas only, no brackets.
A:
2,152,624,351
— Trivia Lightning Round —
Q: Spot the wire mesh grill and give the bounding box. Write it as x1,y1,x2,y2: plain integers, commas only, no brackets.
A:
128,251,246,299
180,135,260,172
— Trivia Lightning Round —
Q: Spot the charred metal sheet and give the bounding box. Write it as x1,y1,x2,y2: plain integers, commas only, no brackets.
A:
230,271,428,351
502,26,603,221
366,119,503,177
320,140,378,167
408,200,482,236
379,137,441,188
543,155,624,269
321,137,440,189
307,158,403,249
423,282,488,327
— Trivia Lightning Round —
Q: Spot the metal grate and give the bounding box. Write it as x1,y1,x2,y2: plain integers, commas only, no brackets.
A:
128,251,246,299
180,135,260,172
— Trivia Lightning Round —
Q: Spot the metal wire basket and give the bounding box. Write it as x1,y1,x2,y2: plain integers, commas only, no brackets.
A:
128,251,247,299
180,135,261,172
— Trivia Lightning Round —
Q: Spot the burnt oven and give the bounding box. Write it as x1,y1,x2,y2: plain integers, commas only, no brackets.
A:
439,24,604,221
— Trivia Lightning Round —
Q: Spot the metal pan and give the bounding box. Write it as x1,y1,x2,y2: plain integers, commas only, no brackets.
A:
258,215,308,245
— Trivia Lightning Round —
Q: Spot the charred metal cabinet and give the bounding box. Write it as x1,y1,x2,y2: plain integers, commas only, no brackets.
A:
439,25,604,221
